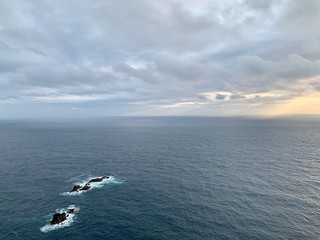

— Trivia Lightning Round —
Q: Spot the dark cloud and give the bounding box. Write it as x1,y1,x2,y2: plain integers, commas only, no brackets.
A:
216,94,227,100
311,82,320,91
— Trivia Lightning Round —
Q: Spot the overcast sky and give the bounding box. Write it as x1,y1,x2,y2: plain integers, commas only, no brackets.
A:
0,0,319,118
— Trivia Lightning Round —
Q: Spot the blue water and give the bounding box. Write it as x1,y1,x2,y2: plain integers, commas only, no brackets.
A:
0,117,319,239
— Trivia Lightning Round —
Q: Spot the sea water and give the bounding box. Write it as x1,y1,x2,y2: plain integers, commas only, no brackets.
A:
0,117,319,239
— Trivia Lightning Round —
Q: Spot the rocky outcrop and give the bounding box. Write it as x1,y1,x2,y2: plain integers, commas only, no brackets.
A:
69,176,109,193
88,176,109,183
70,185,82,193
50,206,76,225
69,183,90,192
67,208,75,214
50,212,67,225
80,184,91,191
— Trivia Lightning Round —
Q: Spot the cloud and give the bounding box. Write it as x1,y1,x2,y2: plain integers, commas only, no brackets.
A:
0,0,319,117
215,94,227,100
230,94,246,100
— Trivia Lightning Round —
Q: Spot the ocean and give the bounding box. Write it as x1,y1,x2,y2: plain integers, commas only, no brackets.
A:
0,117,319,239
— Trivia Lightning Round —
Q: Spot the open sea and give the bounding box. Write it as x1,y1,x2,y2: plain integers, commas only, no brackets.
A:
0,117,319,239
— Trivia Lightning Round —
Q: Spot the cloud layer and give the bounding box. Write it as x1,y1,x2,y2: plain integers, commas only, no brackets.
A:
0,0,319,117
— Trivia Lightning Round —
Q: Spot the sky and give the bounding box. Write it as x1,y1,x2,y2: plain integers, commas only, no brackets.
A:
0,0,320,118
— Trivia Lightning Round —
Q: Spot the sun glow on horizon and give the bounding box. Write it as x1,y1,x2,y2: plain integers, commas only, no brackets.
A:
263,93,320,116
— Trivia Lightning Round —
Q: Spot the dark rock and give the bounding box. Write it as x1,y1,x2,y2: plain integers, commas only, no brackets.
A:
88,176,109,183
50,212,67,225
67,208,75,214
88,177,103,183
80,184,91,191
70,185,82,193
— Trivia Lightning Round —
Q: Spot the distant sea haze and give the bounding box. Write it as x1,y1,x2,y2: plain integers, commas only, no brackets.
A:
0,117,319,239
